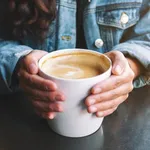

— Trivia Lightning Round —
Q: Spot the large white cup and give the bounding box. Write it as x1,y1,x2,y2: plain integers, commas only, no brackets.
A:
38,49,112,137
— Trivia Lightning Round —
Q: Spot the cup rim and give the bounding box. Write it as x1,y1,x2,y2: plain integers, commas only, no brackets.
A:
38,49,112,82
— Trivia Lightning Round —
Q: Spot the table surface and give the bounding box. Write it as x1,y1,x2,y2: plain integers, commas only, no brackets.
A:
0,86,149,150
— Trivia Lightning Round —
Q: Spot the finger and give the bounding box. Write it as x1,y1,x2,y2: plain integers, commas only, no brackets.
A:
106,51,128,75
35,110,56,119
33,101,64,112
91,75,125,94
19,70,57,91
87,94,128,113
92,69,134,94
96,107,118,117
85,82,133,106
22,50,48,74
20,83,65,102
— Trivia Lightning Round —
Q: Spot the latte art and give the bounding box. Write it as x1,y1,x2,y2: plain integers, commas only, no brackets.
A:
41,53,104,79
45,64,85,79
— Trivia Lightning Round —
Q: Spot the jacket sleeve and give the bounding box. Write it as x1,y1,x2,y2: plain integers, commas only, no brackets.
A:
112,0,150,88
0,40,33,94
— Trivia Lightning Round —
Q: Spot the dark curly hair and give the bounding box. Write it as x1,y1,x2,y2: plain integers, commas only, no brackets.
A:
6,0,56,42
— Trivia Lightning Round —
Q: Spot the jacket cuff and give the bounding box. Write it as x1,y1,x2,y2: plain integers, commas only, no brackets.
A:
10,48,33,92
1,47,33,94
133,75,150,88
112,43,150,88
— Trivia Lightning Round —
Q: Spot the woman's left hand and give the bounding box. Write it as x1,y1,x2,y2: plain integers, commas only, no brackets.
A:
85,51,136,117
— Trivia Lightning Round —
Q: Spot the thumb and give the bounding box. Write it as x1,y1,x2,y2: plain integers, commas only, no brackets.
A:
106,51,127,75
24,50,48,74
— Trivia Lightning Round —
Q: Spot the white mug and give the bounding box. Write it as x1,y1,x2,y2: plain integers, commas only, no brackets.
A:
38,49,112,137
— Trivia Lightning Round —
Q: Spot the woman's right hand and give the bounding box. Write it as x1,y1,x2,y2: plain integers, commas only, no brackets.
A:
17,50,65,119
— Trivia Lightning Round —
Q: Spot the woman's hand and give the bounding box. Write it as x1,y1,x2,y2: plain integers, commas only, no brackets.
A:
17,50,65,119
85,51,137,117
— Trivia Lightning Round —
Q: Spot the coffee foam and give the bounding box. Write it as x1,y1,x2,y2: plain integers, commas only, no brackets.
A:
41,53,104,79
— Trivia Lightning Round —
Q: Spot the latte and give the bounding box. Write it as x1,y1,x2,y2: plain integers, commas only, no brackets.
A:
41,52,104,79
39,49,112,137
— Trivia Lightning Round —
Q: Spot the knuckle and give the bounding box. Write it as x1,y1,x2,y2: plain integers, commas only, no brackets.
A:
45,85,50,91
111,90,119,98
49,104,54,111
48,92,55,101
44,84,50,91
112,50,120,55
115,51,122,55
114,78,122,88
41,80,50,91
113,51,124,58
42,93,50,102
98,103,105,110
97,94,105,101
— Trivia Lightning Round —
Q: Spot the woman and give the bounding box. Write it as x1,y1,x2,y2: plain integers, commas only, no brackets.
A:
0,0,149,119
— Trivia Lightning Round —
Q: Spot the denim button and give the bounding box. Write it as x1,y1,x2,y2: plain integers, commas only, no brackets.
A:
95,39,104,48
120,12,129,24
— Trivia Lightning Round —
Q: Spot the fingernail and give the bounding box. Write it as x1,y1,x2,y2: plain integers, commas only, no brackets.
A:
89,106,97,113
29,63,37,74
48,113,54,119
88,99,96,105
115,65,122,75
97,112,103,117
93,88,102,94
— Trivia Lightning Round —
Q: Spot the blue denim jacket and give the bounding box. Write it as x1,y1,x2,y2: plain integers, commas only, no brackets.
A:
0,0,150,94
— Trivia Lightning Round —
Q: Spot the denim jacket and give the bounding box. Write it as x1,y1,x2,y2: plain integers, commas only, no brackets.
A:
0,0,150,94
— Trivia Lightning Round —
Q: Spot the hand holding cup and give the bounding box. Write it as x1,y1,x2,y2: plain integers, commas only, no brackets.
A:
17,50,65,119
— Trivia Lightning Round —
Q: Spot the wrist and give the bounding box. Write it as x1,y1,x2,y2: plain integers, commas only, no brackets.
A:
126,57,144,79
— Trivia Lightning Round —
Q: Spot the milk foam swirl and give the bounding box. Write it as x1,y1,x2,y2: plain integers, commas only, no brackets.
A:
41,53,103,79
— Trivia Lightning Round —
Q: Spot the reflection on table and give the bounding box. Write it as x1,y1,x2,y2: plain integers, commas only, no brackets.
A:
0,86,149,150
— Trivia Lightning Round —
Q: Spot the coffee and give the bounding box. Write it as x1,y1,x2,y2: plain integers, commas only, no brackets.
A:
41,52,104,79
